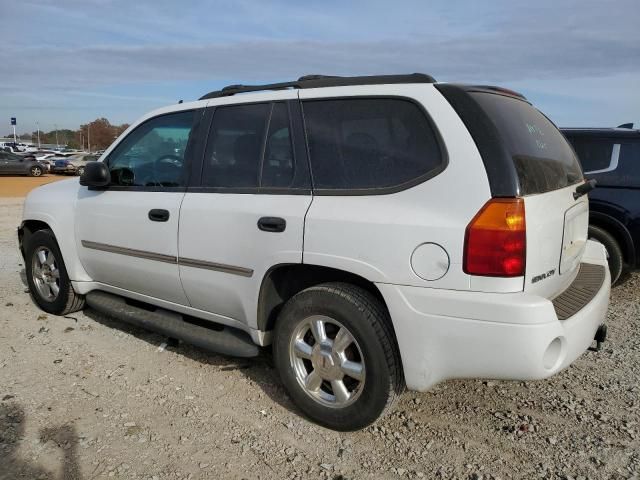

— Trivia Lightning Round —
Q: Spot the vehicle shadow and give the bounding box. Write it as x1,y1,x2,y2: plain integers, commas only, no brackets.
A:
0,402,82,480
81,308,303,419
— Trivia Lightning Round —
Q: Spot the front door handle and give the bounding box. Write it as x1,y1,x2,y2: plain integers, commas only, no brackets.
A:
148,209,170,222
258,216,286,232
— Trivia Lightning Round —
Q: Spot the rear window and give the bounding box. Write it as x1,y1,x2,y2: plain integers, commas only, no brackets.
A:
472,93,583,195
302,98,444,191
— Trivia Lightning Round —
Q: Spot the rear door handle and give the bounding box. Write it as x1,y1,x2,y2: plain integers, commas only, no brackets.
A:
258,216,286,232
148,209,170,222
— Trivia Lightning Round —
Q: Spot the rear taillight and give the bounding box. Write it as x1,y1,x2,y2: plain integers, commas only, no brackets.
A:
463,198,526,277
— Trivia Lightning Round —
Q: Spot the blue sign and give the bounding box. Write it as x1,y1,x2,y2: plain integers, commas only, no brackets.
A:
10,117,16,125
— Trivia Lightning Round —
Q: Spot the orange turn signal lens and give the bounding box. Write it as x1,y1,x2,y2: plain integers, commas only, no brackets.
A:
463,198,526,277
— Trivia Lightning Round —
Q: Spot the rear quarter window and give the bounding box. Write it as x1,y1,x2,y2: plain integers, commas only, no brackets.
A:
302,98,444,192
471,93,583,195
567,138,614,173
566,137,639,188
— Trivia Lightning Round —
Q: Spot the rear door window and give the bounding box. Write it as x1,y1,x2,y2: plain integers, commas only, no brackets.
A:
471,93,583,195
302,98,444,191
201,102,307,190
202,103,270,188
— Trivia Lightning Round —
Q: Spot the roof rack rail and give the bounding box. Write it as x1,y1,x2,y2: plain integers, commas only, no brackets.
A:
199,73,436,100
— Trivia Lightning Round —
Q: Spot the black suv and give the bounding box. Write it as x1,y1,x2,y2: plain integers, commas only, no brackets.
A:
562,125,640,284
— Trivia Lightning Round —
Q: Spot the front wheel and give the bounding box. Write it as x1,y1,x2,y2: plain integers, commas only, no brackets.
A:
25,229,85,315
30,166,43,177
273,283,404,431
77,166,85,176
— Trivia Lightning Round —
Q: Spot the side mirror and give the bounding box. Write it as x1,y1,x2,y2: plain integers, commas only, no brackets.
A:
80,161,110,187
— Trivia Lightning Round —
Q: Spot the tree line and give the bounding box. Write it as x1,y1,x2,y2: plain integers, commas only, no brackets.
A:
6,118,129,150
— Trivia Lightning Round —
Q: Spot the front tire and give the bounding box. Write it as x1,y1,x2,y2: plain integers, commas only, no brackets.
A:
30,166,43,177
25,229,85,315
273,282,404,431
588,225,624,285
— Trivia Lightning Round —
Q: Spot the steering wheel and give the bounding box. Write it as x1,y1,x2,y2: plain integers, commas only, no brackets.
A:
148,155,183,186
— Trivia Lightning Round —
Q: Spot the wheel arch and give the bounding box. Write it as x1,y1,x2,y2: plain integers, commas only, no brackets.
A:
589,212,636,267
257,264,392,334
19,219,52,259
19,214,92,282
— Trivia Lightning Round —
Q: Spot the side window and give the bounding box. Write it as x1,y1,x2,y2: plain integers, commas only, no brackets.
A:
620,141,640,166
202,103,270,188
568,138,614,173
106,110,195,187
302,98,444,190
262,103,295,188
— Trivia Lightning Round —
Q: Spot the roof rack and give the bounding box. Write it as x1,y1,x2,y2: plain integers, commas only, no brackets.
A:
199,73,436,100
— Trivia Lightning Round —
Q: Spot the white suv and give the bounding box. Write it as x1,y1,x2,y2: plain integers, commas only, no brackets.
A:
19,74,611,430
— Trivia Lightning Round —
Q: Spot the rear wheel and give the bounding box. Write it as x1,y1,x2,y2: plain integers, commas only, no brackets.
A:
25,229,85,315
77,166,85,176
273,282,403,431
588,225,624,285
29,165,43,177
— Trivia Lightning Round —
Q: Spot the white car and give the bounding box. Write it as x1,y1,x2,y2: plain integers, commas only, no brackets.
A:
18,74,610,430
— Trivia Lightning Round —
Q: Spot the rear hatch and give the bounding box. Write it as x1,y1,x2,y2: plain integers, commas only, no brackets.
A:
470,91,588,297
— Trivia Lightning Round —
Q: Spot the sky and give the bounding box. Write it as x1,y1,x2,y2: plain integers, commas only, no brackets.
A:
1,0,639,136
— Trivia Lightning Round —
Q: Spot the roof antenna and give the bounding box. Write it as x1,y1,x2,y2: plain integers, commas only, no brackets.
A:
178,99,183,104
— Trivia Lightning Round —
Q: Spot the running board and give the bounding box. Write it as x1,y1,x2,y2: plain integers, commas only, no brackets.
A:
85,291,259,358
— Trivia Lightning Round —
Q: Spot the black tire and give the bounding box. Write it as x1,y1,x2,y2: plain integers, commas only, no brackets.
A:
29,165,43,177
25,229,85,315
588,225,624,285
273,282,404,431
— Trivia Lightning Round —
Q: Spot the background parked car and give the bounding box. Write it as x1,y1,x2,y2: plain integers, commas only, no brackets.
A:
0,142,21,153
37,159,52,172
51,158,78,175
0,151,46,176
562,124,640,284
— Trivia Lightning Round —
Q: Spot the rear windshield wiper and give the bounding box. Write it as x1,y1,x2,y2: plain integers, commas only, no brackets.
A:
573,179,597,200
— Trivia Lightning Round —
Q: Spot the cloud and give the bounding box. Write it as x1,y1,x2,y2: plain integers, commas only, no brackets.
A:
2,0,639,130
2,30,638,95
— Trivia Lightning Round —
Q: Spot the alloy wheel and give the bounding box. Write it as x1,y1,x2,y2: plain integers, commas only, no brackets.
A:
289,315,366,407
31,247,61,301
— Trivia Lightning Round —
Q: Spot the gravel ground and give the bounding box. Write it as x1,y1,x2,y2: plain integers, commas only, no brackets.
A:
1,197,639,480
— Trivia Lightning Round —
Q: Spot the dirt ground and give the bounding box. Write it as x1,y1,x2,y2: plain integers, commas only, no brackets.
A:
0,197,639,480
0,175,68,198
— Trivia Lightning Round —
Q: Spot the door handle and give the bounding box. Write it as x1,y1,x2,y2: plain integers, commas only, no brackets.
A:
257,216,286,232
148,209,170,222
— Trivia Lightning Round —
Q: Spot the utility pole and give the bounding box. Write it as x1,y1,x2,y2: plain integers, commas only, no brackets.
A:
55,124,59,148
37,122,41,148
11,117,17,144
87,124,91,153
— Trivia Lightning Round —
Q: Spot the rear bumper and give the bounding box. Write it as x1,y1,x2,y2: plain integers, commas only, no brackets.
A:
378,240,611,391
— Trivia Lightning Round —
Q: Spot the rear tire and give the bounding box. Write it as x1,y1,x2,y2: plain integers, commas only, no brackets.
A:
588,225,624,285
25,229,85,315
273,282,404,431
30,166,43,177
